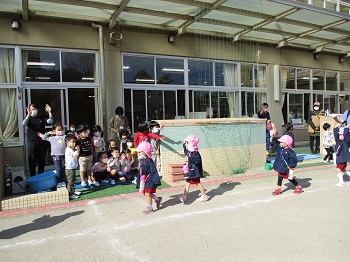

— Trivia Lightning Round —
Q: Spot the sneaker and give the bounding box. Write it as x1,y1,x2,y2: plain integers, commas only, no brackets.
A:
179,195,187,203
266,151,270,156
74,191,82,196
293,185,303,194
132,177,137,184
57,182,62,188
94,181,100,187
346,170,350,177
197,195,209,202
81,181,87,187
69,194,79,200
110,180,116,185
101,180,109,183
335,182,346,187
61,181,66,187
88,180,93,186
155,197,162,209
272,188,281,195
142,207,154,215
183,176,189,179
322,160,328,163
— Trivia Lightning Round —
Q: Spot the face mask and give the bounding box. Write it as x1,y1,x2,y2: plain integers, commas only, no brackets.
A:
94,132,100,137
264,108,268,112
138,155,146,160
87,129,90,135
56,131,64,136
70,128,75,132
81,133,88,138
314,106,319,111
101,158,108,163
152,128,159,134
31,110,38,117
127,142,133,147
68,142,76,147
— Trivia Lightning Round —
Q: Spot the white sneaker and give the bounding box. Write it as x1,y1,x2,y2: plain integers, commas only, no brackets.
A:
74,191,81,196
88,180,93,185
197,195,209,202
81,181,86,187
322,160,328,163
101,180,109,183
346,170,350,177
132,177,137,184
94,181,100,187
111,180,116,185
61,181,66,187
335,182,346,187
57,182,62,188
69,194,79,200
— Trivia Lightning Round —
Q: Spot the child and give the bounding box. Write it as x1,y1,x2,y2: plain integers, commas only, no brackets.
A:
126,148,139,184
270,135,302,195
92,125,105,163
149,120,164,177
39,123,66,187
109,148,121,185
179,135,209,203
119,130,129,153
107,139,118,157
119,152,132,182
91,152,111,187
322,123,334,163
65,135,81,200
284,122,295,149
333,123,350,187
126,137,136,156
133,121,163,149
76,125,94,187
136,141,162,214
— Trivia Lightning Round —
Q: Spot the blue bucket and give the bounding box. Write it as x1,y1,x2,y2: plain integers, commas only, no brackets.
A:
26,171,58,193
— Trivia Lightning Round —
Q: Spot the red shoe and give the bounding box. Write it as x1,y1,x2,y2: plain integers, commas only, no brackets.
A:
293,185,303,194
272,188,281,195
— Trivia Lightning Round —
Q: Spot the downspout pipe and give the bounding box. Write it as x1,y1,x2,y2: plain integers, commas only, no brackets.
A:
91,22,107,136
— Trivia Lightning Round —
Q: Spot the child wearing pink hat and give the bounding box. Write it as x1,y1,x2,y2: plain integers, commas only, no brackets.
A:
179,135,209,203
270,134,302,195
136,141,162,214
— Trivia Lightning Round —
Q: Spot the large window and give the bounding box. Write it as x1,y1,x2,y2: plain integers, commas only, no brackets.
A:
62,52,96,82
188,60,213,86
156,58,184,85
123,55,154,84
0,47,18,143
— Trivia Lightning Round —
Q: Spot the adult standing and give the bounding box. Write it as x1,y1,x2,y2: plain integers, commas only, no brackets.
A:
307,101,324,154
258,103,271,156
109,106,130,147
22,104,53,176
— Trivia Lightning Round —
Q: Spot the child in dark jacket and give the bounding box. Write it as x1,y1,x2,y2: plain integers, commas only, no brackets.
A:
270,135,302,195
333,123,350,187
136,141,162,215
179,135,209,203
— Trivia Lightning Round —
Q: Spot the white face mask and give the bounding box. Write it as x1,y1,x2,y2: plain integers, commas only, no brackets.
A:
101,158,108,163
68,142,76,147
81,133,88,138
56,131,64,136
138,155,146,160
264,108,268,112
70,127,75,132
152,128,159,134
31,109,38,117
94,132,100,137
127,142,133,147
87,129,90,135
314,106,320,111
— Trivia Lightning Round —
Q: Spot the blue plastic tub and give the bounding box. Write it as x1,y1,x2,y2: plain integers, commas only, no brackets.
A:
26,171,58,193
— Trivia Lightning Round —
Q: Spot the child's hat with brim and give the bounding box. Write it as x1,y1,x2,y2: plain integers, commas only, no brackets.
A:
278,135,293,148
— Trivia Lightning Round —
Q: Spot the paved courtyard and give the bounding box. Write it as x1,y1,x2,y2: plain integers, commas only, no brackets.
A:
0,164,349,262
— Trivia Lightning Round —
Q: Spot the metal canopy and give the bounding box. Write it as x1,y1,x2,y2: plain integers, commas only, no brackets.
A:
1,0,350,57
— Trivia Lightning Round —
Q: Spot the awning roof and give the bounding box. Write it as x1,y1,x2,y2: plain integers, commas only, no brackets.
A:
1,0,350,57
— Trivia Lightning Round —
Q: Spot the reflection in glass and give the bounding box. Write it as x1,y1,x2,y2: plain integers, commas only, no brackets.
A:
288,94,304,125
147,90,163,120
215,63,238,87
62,52,96,82
296,68,310,90
24,50,60,82
133,90,146,131
325,71,338,91
312,69,324,90
241,63,253,87
123,56,154,84
188,60,213,86
156,58,184,85
68,89,96,129
241,91,254,117
255,65,267,88
0,48,15,83
189,91,209,118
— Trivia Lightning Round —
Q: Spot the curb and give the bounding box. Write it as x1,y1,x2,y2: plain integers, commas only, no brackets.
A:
0,164,332,219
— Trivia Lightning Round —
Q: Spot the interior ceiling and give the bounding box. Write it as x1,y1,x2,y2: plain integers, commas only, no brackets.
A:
1,0,350,57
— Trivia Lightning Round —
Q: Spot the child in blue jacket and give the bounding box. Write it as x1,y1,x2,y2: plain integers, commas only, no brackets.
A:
333,123,350,187
270,135,302,195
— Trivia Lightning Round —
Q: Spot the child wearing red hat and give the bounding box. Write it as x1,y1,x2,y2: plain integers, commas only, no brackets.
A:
179,135,209,203
270,134,302,195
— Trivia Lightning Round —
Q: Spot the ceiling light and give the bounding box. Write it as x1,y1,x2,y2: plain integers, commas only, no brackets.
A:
123,66,130,70
162,68,184,72
135,79,154,82
27,62,56,67
82,77,94,81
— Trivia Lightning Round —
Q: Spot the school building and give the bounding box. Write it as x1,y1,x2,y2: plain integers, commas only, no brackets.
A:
0,0,350,170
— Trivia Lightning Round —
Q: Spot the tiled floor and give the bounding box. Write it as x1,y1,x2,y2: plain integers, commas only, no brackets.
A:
1,187,69,211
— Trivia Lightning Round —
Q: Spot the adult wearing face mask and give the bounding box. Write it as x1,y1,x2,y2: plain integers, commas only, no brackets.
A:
22,104,54,176
109,106,131,148
307,101,324,154
258,103,272,156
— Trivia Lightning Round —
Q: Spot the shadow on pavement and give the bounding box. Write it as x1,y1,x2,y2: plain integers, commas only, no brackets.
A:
207,182,241,200
281,177,312,194
0,210,85,239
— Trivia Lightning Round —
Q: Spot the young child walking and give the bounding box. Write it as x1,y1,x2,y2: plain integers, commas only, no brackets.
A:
179,135,209,203
270,134,303,195
333,123,350,187
65,135,81,200
39,123,66,187
322,123,334,163
136,141,162,215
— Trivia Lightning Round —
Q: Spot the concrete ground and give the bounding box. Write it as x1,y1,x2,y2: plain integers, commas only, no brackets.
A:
0,163,349,262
